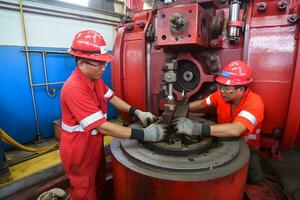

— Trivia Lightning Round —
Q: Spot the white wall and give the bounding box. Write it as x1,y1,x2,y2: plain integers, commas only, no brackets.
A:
0,0,119,50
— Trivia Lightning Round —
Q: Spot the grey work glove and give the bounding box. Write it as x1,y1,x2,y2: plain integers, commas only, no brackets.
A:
143,121,167,142
172,117,203,136
135,109,157,127
37,188,66,200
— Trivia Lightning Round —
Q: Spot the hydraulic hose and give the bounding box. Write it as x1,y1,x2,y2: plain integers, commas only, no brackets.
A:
0,128,58,154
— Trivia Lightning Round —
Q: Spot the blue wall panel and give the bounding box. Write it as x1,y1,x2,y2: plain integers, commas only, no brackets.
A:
0,46,116,148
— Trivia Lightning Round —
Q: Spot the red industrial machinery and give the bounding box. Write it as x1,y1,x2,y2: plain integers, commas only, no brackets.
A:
111,0,300,199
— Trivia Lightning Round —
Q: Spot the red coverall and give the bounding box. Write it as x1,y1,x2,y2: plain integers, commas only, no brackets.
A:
202,88,264,150
60,67,114,199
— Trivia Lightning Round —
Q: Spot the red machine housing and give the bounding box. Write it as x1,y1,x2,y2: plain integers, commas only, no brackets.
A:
112,153,249,200
111,0,300,199
112,0,300,152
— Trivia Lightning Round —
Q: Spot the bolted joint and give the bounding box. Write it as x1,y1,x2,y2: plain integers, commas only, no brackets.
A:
277,0,287,11
169,13,186,34
126,23,134,31
136,22,145,29
163,71,176,83
257,2,267,12
287,14,300,24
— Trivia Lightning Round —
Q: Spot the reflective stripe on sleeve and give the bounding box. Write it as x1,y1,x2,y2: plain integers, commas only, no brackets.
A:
238,110,257,126
242,134,257,142
206,95,212,106
62,112,107,134
80,111,105,128
62,122,99,135
61,122,84,133
104,88,113,99
248,134,257,140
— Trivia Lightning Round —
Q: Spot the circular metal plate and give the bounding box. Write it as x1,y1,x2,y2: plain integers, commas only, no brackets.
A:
140,116,214,156
111,138,250,181
174,60,200,92
120,138,239,172
143,137,212,156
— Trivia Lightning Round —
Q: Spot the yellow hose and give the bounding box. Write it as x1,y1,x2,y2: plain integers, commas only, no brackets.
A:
0,128,58,154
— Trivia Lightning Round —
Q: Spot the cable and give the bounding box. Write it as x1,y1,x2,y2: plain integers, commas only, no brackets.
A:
0,128,58,154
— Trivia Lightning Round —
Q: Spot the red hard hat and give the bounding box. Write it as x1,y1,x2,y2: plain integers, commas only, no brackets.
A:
68,30,113,62
215,60,253,85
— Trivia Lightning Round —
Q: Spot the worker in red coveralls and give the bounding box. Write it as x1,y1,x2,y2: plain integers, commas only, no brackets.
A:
60,30,166,199
173,60,264,184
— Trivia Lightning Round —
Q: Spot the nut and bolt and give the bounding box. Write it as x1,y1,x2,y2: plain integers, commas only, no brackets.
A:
257,2,267,12
278,0,287,10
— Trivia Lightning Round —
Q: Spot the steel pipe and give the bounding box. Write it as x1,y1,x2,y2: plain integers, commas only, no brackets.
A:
19,0,41,140
0,0,120,27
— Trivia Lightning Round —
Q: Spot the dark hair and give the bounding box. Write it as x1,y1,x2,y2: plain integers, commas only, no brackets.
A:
75,57,81,65
75,57,94,65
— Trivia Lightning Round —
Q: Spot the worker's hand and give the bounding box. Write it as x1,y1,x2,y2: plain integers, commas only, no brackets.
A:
135,109,157,127
143,121,167,142
172,117,203,136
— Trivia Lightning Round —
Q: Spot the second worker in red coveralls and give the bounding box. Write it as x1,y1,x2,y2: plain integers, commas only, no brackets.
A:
60,30,166,199
173,60,264,185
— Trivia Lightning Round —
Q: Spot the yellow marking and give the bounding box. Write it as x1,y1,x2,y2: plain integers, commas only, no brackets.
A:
0,136,113,186
104,135,112,145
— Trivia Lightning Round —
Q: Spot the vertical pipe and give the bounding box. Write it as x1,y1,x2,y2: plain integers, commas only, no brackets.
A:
19,0,42,140
167,83,174,103
228,0,241,41
42,52,56,97
146,42,152,112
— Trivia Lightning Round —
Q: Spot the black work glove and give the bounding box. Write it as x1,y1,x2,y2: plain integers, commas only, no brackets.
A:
172,117,211,137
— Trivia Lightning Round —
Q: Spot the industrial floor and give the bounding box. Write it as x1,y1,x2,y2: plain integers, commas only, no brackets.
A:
0,136,112,199
245,145,300,200
265,145,300,200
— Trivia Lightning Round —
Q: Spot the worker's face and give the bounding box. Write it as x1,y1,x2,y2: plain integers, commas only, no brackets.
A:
78,59,108,80
218,84,243,102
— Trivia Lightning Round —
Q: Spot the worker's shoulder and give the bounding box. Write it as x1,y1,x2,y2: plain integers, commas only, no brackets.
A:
246,89,264,106
61,75,87,94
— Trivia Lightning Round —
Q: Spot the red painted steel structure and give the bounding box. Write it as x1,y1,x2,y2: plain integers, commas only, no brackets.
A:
112,156,249,200
111,0,300,198
112,0,300,151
